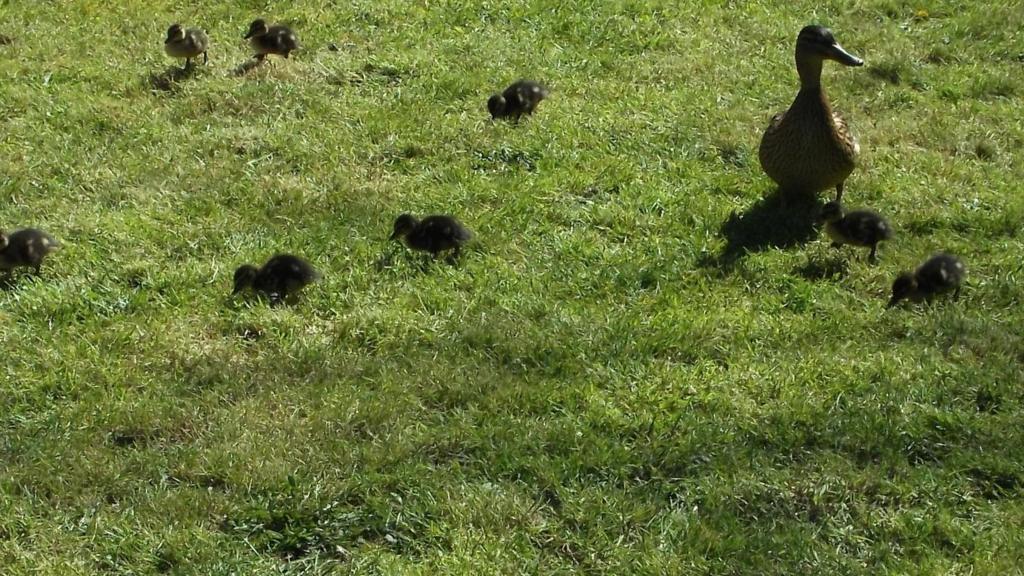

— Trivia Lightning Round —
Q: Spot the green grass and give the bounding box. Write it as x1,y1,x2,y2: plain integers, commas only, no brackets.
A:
1,0,1023,573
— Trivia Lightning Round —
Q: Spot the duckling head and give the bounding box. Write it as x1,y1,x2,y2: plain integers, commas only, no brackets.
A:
817,200,845,224
797,25,864,68
244,19,268,39
888,272,917,308
0,231,7,251
233,265,259,294
165,24,185,44
487,94,507,119
390,214,419,240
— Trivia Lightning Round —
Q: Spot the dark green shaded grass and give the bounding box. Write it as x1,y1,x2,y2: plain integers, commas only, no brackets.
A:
2,0,1023,573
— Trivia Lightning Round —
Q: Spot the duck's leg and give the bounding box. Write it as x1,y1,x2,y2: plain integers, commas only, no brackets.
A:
446,246,462,265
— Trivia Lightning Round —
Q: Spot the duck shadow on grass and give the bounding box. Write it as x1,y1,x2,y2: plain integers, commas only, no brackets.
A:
232,59,265,76
374,246,470,276
698,190,822,270
147,65,201,92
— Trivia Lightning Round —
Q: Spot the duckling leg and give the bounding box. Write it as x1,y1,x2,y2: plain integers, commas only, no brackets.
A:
203,51,208,65
835,182,845,203
868,244,878,264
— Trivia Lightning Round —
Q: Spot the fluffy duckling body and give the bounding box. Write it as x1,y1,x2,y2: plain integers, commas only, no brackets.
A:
818,200,892,262
233,254,320,303
164,24,209,68
244,19,299,60
391,214,473,260
888,253,966,308
759,25,863,203
488,80,549,121
0,228,61,276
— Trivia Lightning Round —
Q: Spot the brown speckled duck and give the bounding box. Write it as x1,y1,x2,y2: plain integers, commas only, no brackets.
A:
164,24,209,69
888,253,966,307
0,228,61,277
233,254,320,304
818,200,893,263
488,80,549,122
244,19,299,61
759,25,863,203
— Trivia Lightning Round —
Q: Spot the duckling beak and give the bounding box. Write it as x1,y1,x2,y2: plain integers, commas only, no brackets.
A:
886,296,899,308
389,230,401,241
243,31,254,39
827,43,864,67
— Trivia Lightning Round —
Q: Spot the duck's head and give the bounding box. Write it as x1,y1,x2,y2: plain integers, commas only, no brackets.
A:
797,25,864,67
487,94,507,119
244,19,268,40
390,214,419,240
233,264,259,293
888,272,917,308
817,200,845,224
165,23,185,44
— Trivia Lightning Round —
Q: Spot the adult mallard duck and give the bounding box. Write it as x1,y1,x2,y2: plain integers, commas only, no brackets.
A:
164,24,209,69
233,254,320,304
817,200,893,263
0,228,61,277
243,19,299,61
888,253,966,307
390,214,473,261
759,25,863,203
488,79,549,122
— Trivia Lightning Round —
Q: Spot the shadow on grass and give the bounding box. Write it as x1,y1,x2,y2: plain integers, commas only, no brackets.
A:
794,253,850,281
699,190,822,270
232,59,264,77
147,65,200,92
0,272,47,290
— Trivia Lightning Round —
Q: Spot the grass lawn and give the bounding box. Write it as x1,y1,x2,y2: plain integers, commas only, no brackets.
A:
1,0,1023,573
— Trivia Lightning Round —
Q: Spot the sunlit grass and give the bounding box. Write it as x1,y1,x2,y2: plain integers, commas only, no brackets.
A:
0,0,1022,573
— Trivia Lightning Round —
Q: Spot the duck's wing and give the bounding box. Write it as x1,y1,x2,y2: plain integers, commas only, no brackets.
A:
832,110,860,156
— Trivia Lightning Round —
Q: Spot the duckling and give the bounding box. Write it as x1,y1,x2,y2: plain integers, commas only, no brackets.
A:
888,253,966,308
759,25,864,203
488,79,549,122
243,19,299,61
233,254,320,304
390,214,473,261
817,200,893,263
0,228,61,277
164,24,209,69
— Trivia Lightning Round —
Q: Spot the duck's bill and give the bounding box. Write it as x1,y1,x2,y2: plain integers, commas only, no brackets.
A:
828,43,864,66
